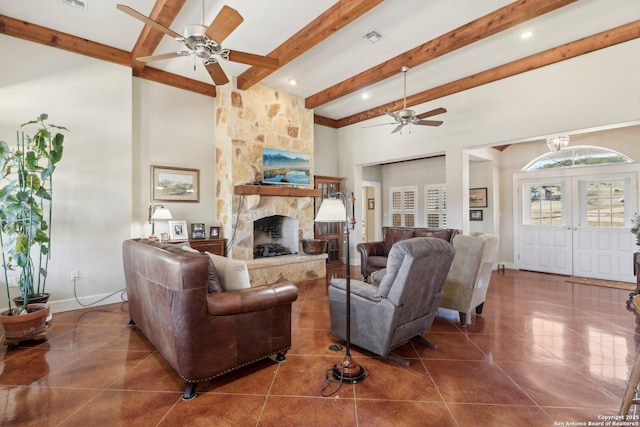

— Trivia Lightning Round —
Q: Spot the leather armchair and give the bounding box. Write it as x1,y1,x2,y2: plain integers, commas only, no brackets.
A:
439,233,498,325
329,237,455,365
357,227,460,280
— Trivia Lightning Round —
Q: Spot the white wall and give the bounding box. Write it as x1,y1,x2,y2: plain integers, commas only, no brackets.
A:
0,35,219,312
132,79,217,240
0,35,132,311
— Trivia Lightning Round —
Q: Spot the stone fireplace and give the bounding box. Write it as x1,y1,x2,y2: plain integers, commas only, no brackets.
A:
214,82,326,286
253,215,298,258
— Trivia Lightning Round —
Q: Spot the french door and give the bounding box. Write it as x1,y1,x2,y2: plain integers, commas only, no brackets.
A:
516,167,638,282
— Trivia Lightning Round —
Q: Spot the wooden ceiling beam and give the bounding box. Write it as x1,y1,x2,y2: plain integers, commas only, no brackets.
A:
134,67,216,97
0,14,130,66
336,20,640,128
236,0,383,91
305,0,577,110
130,0,187,73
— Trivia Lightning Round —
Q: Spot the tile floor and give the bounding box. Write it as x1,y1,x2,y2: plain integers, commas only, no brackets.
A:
1,267,638,426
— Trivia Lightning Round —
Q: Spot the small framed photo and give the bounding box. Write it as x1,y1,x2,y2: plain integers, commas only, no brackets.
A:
191,223,206,239
168,220,188,241
470,209,483,221
151,165,200,203
368,199,375,210
160,233,169,243
209,226,221,239
469,187,488,208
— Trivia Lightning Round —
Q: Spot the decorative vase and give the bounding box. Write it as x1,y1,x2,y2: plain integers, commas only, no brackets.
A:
302,239,328,255
0,303,50,347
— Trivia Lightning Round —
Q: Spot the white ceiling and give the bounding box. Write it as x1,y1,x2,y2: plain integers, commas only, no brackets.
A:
1,0,639,120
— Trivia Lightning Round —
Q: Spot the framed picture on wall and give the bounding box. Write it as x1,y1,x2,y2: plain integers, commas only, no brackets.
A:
168,220,188,241
151,165,200,202
470,209,483,221
469,187,488,208
368,199,375,210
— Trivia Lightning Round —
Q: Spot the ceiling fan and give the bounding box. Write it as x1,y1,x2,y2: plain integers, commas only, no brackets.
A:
116,2,279,85
368,66,446,134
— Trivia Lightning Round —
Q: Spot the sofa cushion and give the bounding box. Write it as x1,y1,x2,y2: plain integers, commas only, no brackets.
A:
206,252,251,291
414,229,454,241
182,246,223,294
383,228,415,253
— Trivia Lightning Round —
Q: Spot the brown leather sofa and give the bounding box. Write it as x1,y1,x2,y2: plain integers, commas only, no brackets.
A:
122,238,298,400
357,227,461,280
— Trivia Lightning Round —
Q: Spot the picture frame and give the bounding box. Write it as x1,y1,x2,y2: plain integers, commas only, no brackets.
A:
470,209,483,221
160,233,169,243
191,223,206,239
168,220,188,241
469,187,488,208
151,165,200,203
368,198,375,210
209,226,221,239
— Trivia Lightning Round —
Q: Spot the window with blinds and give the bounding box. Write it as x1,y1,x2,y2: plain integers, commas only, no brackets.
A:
425,184,447,227
390,186,417,227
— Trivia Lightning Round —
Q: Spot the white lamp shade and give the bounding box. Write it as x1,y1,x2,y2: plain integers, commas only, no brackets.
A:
151,207,173,220
315,198,346,222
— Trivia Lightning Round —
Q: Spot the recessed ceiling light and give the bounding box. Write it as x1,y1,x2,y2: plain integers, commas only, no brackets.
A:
287,78,297,86
520,31,533,39
363,30,383,43
361,93,370,100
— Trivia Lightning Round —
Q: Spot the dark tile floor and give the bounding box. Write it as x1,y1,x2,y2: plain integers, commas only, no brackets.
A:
1,267,638,426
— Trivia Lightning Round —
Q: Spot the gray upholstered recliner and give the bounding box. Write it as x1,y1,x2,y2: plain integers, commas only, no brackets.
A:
329,237,455,365
439,233,498,325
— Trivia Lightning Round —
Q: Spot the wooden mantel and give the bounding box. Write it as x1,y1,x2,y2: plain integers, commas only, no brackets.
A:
234,185,321,197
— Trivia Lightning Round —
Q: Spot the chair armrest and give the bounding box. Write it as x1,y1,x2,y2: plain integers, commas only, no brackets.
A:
356,241,386,257
331,278,382,302
207,282,298,316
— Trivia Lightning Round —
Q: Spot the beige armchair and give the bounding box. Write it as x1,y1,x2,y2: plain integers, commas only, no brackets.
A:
439,233,498,325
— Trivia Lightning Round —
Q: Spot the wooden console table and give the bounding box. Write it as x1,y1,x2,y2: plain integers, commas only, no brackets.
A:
188,238,226,256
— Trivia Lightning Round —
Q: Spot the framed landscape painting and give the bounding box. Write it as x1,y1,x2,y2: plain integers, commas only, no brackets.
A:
151,165,199,202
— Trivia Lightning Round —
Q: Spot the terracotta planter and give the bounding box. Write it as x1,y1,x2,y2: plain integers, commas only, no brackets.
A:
0,303,50,342
12,293,50,306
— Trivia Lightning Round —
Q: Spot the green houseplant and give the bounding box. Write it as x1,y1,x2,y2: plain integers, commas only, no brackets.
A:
0,114,66,328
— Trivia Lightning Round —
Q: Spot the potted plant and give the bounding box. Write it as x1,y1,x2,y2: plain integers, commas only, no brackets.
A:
632,213,640,245
0,114,67,346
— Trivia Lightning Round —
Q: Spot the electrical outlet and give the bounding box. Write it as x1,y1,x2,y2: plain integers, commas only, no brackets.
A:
71,270,79,281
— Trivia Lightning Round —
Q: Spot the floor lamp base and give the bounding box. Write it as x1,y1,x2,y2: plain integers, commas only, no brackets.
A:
331,355,366,383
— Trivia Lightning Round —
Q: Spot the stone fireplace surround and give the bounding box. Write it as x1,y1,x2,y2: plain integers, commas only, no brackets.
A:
214,82,326,286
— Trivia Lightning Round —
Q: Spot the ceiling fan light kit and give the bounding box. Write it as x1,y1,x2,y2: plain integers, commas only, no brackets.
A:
116,3,278,86
366,66,446,134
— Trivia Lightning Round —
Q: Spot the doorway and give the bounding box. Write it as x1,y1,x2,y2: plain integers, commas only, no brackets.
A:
361,180,382,243
515,166,638,282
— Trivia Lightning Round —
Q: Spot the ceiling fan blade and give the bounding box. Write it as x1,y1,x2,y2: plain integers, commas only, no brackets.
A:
205,5,244,44
391,125,404,134
116,4,183,40
205,62,230,86
228,50,279,69
136,52,183,63
416,120,444,127
386,111,400,120
416,107,447,120
363,122,396,128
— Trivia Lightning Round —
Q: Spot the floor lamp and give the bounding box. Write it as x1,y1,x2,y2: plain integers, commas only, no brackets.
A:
315,191,366,383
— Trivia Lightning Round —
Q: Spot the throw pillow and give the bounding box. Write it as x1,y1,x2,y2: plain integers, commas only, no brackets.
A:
206,252,251,291
182,246,223,293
